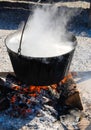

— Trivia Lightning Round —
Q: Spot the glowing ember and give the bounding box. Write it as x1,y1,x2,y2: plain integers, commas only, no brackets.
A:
61,73,72,84
0,73,83,118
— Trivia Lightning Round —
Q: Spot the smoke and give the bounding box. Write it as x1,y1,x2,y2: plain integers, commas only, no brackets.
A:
7,5,78,57
21,6,78,57
22,6,70,45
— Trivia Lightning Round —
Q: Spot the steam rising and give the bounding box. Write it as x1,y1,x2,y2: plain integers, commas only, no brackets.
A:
6,6,76,57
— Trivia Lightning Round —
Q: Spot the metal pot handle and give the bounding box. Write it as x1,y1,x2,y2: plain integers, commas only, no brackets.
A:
18,21,27,55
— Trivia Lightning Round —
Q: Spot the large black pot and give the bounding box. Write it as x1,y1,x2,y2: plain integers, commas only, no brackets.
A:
5,33,77,86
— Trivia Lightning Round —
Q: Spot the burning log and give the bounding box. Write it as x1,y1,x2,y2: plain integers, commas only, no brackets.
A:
56,73,83,117
65,91,83,110
0,77,33,117
0,77,21,93
0,75,49,117
0,73,83,118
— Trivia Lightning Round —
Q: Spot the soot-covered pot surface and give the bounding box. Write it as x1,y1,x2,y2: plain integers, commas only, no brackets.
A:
5,33,77,86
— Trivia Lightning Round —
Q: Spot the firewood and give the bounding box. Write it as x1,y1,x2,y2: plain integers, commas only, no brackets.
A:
65,91,83,110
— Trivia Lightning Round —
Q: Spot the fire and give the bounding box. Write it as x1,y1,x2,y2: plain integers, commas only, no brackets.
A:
10,73,73,101
50,84,57,89
61,73,72,84
11,95,17,103
0,73,76,117
29,86,48,93
28,93,37,97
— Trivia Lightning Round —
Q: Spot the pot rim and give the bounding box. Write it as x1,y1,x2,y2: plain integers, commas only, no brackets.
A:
5,31,77,59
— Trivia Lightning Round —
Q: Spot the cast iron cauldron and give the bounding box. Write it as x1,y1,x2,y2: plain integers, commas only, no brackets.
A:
5,29,77,86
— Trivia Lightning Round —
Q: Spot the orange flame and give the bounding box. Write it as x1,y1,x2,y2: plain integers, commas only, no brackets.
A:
50,84,57,89
61,73,72,84
11,95,17,103
10,73,72,104
29,86,48,94
11,85,21,90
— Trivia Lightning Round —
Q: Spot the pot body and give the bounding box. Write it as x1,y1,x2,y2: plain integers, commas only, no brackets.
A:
6,48,75,86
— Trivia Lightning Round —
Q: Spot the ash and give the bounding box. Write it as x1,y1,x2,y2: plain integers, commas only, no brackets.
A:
0,74,83,130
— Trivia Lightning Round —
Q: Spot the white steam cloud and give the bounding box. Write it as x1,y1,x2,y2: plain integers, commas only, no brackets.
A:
6,5,77,57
